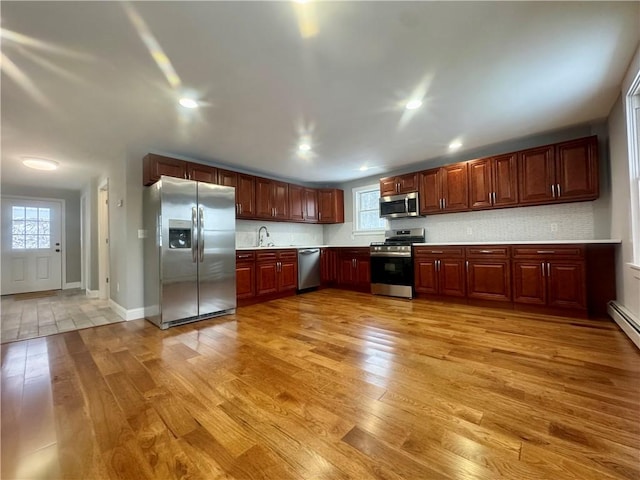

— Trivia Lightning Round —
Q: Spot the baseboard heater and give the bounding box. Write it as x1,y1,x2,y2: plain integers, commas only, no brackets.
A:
608,301,640,349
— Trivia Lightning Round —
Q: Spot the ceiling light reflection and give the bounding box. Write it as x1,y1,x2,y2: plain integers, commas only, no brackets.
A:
449,140,463,150
179,98,198,109
22,157,59,170
292,0,319,39
121,1,182,89
405,99,422,110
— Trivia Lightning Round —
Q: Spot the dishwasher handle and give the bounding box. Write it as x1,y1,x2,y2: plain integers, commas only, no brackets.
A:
298,249,320,255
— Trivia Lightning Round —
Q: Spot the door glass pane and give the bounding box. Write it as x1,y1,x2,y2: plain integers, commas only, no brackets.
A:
11,205,52,250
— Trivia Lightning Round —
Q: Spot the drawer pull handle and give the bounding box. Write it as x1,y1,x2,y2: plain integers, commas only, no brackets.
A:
536,250,555,254
479,250,494,254
237,254,251,259
430,250,443,254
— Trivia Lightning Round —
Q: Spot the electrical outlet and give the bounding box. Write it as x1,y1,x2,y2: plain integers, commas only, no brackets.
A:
550,223,558,232
467,227,473,236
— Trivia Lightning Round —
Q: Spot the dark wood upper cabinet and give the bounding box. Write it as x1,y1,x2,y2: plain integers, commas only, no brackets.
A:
256,177,289,220
303,188,318,222
187,163,217,184
518,136,598,206
288,184,305,222
218,169,255,218
419,163,468,214
143,154,187,185
518,145,555,204
380,173,418,196
317,189,344,224
469,154,518,209
555,136,598,201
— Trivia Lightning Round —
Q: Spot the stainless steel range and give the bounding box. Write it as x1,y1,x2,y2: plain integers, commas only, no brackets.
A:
370,228,425,299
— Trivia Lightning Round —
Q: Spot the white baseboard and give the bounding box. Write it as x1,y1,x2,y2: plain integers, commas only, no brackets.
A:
608,301,640,350
64,282,81,290
86,289,99,298
108,299,145,321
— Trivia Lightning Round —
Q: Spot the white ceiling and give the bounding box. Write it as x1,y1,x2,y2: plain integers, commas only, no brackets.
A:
1,1,639,190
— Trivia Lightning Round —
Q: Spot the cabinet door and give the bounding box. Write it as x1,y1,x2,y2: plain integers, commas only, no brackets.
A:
468,158,493,209
187,163,217,183
418,169,441,214
414,258,438,294
555,136,598,201
518,145,555,205
255,177,273,218
439,259,466,297
303,188,318,222
466,260,511,302
218,169,237,188
398,173,419,193
338,257,356,286
355,257,370,288
272,181,289,220
256,262,278,296
288,185,305,222
512,261,546,305
547,261,586,310
442,163,468,212
237,174,255,218
492,153,518,207
278,260,298,292
236,262,255,300
318,189,344,223
380,177,399,196
143,154,186,185
320,248,336,284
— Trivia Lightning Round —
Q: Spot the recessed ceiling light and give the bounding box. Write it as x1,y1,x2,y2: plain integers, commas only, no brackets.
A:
359,165,369,171
179,97,198,109
449,141,462,150
405,99,422,110
298,143,311,152
22,157,59,171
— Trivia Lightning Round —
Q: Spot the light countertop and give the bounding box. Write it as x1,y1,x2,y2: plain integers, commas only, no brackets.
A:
236,240,621,250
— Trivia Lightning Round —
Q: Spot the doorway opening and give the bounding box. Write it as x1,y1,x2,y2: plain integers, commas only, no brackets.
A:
98,182,110,300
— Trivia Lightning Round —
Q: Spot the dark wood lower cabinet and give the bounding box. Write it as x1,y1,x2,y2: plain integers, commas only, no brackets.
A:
236,249,298,306
466,246,511,303
335,248,370,292
235,252,256,300
413,243,613,318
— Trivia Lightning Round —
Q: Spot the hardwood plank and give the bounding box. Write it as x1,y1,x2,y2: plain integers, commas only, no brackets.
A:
1,290,638,480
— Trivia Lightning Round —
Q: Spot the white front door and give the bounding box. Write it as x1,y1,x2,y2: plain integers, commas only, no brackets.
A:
1,197,63,294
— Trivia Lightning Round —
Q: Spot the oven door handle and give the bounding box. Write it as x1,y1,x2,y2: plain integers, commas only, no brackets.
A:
369,251,412,258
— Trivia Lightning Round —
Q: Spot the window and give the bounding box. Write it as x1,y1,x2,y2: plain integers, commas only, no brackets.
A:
353,184,386,233
626,71,640,264
12,206,51,249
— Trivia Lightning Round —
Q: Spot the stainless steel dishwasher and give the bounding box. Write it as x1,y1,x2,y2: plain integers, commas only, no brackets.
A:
297,248,321,290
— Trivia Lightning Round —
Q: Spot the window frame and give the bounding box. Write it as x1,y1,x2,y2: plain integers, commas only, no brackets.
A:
352,184,386,235
625,66,640,265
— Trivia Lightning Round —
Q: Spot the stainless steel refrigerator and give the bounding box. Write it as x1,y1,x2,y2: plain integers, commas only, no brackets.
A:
143,176,236,329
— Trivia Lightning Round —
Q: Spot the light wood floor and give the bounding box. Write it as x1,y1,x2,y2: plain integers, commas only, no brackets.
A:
1,289,639,479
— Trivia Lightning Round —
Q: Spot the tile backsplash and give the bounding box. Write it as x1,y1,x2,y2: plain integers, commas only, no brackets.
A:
239,202,597,248
236,220,324,247
391,202,595,242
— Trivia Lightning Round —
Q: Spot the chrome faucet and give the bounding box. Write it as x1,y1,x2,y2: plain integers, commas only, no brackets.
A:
258,226,273,247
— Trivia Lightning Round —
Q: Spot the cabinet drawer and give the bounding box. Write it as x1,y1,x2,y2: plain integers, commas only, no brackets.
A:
513,245,584,259
256,251,278,262
278,250,298,260
413,246,465,258
236,251,255,261
466,246,510,258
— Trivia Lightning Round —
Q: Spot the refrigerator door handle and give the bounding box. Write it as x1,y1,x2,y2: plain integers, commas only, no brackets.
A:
198,206,205,262
191,206,198,263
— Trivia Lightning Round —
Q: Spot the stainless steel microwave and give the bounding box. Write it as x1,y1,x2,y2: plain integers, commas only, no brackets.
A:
379,192,420,219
